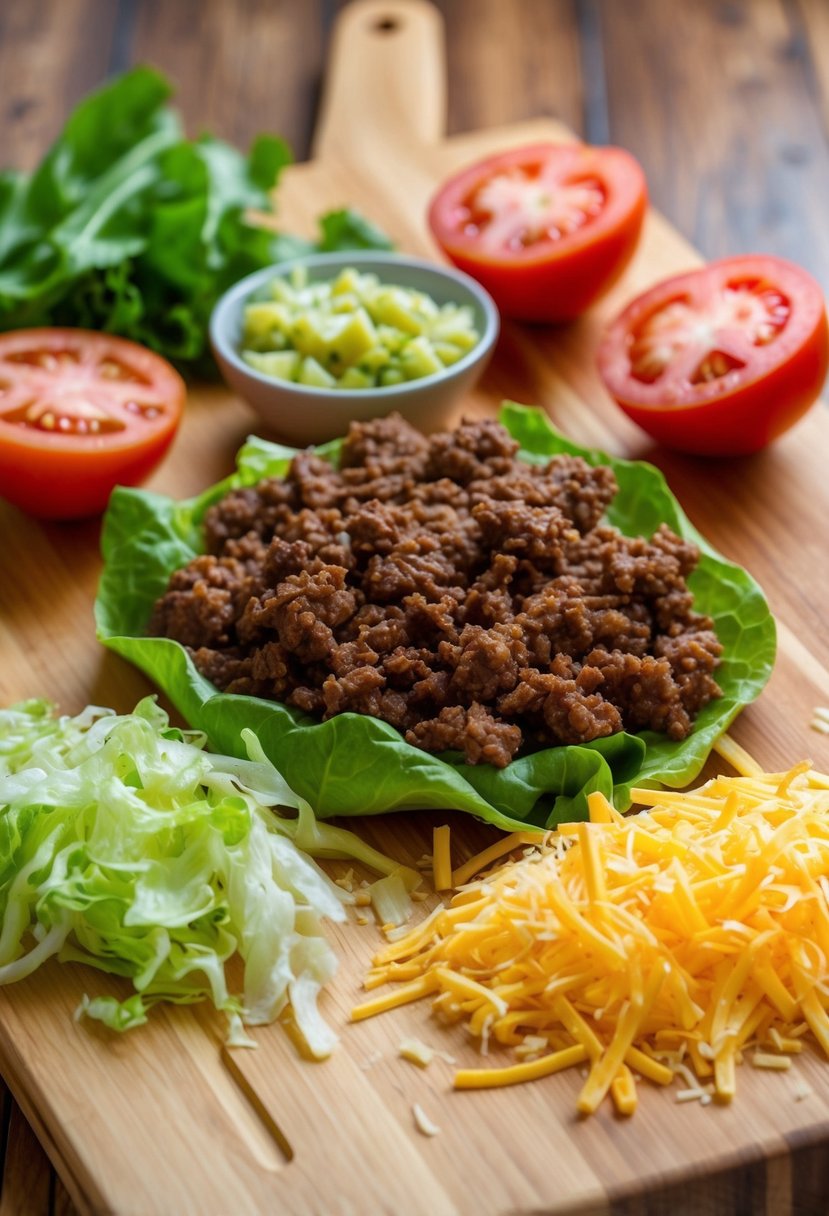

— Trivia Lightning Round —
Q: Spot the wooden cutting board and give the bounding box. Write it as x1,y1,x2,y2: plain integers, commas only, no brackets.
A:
2,2,829,1212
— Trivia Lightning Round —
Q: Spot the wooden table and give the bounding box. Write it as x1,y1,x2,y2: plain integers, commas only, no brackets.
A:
2,1,829,1211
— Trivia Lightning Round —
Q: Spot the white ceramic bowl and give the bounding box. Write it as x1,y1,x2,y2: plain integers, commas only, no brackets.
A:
209,251,500,445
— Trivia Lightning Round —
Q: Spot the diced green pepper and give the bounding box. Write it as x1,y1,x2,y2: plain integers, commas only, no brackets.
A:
242,350,301,380
298,356,337,388
400,335,443,380
240,266,481,390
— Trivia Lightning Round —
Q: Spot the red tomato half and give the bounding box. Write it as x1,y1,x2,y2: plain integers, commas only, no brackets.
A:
597,256,829,456
0,329,185,520
428,143,648,322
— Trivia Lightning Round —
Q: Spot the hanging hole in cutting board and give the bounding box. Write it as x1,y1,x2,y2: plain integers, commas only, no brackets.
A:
372,16,401,33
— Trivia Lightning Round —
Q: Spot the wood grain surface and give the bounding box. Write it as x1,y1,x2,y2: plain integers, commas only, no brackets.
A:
2,1,829,1213
4,0,829,287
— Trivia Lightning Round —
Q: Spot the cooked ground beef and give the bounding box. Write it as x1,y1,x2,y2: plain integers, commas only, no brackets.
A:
149,414,722,767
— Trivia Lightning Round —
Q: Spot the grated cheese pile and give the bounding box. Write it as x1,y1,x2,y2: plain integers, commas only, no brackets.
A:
352,760,829,1116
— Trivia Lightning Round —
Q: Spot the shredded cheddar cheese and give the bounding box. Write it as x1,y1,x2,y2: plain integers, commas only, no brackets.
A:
451,832,540,889
711,733,765,777
353,761,829,1116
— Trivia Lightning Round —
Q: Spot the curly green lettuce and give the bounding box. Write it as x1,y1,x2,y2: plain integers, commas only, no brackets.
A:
0,67,391,373
95,405,776,830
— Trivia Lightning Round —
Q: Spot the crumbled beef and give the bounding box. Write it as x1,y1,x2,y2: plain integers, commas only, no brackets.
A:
424,417,519,483
539,456,618,535
148,555,248,649
237,566,357,661
323,666,386,718
406,703,522,768
472,501,577,568
150,413,722,766
497,659,623,744
442,623,527,702
383,646,434,689
329,635,380,677
223,531,269,572
583,648,691,740
516,578,590,662
287,685,326,714
347,499,411,557
362,535,464,602
203,481,295,552
261,537,314,585
654,630,723,714
464,554,518,626
189,646,254,691
403,593,461,645
288,451,343,510
340,413,429,474
249,641,292,691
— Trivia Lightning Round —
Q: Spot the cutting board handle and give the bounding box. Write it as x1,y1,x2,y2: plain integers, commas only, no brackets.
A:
312,0,446,162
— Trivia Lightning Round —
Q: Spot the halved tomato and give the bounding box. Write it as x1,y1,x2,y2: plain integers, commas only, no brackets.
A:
427,142,648,322
0,329,185,519
597,256,829,456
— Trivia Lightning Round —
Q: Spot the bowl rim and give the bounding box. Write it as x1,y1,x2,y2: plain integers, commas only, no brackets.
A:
209,250,500,401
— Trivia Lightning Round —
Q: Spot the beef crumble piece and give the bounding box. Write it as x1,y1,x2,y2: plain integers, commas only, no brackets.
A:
424,417,519,483
203,481,296,552
582,648,692,740
237,566,358,661
150,413,723,767
441,622,528,703
406,704,522,768
498,660,624,745
340,412,429,474
472,501,577,569
654,630,723,713
148,555,252,650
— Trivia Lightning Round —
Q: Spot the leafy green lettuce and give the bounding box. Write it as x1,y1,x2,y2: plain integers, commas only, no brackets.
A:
0,697,410,1049
96,405,776,830
0,67,391,372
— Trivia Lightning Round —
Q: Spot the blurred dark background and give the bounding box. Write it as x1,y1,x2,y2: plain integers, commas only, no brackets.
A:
3,0,829,289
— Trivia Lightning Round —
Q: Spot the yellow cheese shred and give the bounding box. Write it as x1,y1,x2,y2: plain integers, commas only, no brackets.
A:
355,756,829,1116
712,732,765,777
455,1043,588,1089
610,1064,637,1116
451,831,541,889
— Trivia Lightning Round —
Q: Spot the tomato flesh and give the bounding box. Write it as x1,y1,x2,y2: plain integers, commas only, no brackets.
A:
628,281,791,386
597,256,829,456
428,143,648,322
0,329,185,519
459,166,606,251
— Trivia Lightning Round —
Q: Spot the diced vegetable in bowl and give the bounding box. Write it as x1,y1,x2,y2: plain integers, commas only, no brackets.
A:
240,265,482,389
209,251,499,444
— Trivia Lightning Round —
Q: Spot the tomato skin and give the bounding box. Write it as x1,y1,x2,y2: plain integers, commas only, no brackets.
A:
0,427,179,520
597,257,829,457
0,329,185,520
428,143,648,323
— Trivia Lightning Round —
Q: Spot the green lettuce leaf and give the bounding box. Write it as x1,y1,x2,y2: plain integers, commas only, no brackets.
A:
96,405,776,830
0,68,391,371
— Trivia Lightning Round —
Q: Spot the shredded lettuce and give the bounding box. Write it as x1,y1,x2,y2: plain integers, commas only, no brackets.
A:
0,696,396,1055
367,871,416,928
96,404,776,830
